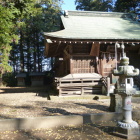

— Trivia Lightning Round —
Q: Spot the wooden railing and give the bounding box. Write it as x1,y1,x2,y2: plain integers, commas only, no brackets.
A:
55,76,102,96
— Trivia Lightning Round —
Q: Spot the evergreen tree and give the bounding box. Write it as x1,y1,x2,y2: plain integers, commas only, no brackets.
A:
75,0,113,11
114,0,139,12
0,4,18,74
1,0,63,77
9,0,63,73
1,0,42,73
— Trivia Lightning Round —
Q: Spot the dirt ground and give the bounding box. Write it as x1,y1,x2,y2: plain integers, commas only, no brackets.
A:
0,123,129,140
0,93,111,119
0,92,140,119
0,120,140,140
0,88,140,140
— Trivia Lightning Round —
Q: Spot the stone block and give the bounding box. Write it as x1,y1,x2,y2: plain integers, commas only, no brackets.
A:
114,126,140,139
109,93,122,113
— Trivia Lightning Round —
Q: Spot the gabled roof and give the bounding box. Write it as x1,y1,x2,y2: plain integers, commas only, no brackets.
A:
44,11,140,41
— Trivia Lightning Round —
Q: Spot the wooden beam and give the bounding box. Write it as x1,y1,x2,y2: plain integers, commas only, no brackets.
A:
90,42,100,56
44,43,49,57
54,42,61,56
70,57,73,74
64,50,70,58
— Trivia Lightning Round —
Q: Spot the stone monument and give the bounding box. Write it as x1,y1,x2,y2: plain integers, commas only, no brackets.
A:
113,51,140,139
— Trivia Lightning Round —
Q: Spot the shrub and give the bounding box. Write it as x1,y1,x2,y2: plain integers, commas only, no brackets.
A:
2,72,17,87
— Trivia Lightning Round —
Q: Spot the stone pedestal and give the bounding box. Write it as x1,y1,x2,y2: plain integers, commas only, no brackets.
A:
115,126,140,140
114,94,140,139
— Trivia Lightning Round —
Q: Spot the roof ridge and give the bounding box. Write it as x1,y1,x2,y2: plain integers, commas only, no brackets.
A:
64,10,133,18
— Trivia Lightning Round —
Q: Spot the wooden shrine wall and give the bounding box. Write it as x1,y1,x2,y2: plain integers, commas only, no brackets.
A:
54,43,121,77
99,58,117,77
98,52,119,77
70,56,96,73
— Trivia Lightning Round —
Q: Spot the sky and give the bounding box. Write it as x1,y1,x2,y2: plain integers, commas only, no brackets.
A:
61,0,76,11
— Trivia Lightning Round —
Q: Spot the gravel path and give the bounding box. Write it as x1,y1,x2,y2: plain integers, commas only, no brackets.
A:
0,92,140,119
0,93,110,119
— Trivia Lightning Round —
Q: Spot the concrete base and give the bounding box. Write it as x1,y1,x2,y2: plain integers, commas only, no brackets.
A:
0,111,140,132
114,126,140,139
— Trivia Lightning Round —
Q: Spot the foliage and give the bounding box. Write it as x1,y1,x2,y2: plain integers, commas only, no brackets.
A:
114,0,139,12
0,0,41,74
0,4,18,73
0,0,63,86
2,72,17,87
75,0,113,11
8,0,63,73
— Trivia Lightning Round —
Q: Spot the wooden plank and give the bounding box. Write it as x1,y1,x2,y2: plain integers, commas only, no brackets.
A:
57,78,101,82
58,78,101,82
58,81,100,85
59,89,101,95
57,83,100,87
64,50,70,58
44,43,49,56
58,84,102,88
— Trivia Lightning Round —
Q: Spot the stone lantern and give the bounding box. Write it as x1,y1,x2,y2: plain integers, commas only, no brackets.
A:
113,56,140,139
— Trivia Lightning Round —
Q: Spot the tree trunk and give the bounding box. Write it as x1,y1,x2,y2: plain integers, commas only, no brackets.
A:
33,31,37,72
20,30,24,72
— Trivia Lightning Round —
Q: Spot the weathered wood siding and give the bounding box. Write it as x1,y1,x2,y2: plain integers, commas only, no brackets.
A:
70,56,96,73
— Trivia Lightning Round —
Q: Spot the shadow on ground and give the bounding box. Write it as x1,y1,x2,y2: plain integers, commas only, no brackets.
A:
75,103,109,112
42,107,79,116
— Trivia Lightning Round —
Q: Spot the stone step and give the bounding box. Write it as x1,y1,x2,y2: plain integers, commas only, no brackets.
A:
136,90,140,94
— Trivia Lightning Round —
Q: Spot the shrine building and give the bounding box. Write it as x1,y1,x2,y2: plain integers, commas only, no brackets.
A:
44,11,140,96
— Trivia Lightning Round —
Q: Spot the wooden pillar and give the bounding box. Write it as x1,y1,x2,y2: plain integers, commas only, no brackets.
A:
59,88,62,96
70,56,73,74
59,79,62,96
81,87,84,95
107,77,111,96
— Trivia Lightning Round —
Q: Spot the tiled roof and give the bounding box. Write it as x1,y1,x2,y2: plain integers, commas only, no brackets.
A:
44,11,140,40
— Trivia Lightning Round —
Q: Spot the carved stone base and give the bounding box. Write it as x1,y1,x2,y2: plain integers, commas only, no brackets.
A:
118,121,139,129
114,122,140,139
